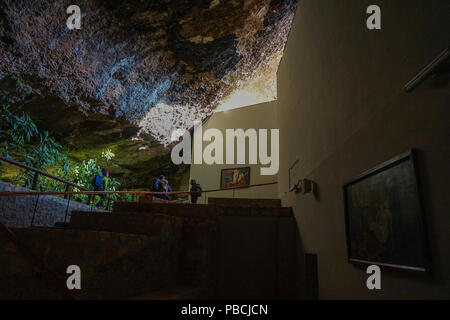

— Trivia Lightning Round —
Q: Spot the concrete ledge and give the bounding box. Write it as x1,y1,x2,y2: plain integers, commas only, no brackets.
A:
208,197,281,207
113,202,293,218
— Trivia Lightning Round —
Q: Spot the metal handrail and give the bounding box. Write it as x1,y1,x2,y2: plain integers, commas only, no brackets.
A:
0,155,114,207
0,180,278,300
0,158,277,300
0,161,80,299
0,156,278,197
0,220,77,300
0,156,88,191
0,154,278,214
0,181,278,197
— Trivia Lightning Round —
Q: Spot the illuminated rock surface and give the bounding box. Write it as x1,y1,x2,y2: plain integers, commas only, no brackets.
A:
0,0,297,187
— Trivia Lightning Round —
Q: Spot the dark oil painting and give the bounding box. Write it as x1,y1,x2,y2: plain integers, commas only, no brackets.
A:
343,151,430,272
220,167,250,189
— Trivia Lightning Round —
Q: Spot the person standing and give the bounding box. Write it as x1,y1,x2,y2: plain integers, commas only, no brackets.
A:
152,175,164,194
92,169,109,207
190,179,202,204
161,176,172,200
153,175,172,200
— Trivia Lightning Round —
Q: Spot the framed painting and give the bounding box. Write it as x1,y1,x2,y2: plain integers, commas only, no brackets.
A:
343,150,430,272
220,167,250,189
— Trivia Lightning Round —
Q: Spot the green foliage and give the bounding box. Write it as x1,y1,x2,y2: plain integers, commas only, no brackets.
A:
0,104,38,159
101,148,115,161
71,157,122,207
16,130,66,189
0,104,126,209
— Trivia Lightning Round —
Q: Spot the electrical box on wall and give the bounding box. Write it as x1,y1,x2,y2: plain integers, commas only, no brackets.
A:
288,159,316,195
290,178,315,194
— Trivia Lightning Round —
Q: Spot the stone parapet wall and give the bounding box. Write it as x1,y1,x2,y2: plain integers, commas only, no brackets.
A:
0,227,180,299
70,211,216,292
0,181,104,228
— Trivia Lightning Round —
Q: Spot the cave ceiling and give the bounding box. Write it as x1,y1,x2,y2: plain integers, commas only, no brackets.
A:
0,0,297,188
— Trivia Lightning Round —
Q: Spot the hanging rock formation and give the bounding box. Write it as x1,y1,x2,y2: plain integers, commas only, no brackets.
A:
0,0,297,189
0,0,297,145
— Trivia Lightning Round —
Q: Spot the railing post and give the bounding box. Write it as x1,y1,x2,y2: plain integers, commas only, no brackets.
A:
64,186,72,223
64,184,70,199
31,172,39,190
30,195,40,227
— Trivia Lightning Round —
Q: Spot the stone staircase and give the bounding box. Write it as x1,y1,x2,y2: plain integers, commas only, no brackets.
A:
0,198,299,299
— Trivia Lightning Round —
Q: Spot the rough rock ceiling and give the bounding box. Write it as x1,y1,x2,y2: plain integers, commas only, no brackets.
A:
0,0,297,145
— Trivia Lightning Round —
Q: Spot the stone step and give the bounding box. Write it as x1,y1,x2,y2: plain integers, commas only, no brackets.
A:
112,201,292,219
208,197,281,208
68,211,216,290
0,227,182,299
69,211,187,235
2,200,298,299
138,196,190,204
54,222,70,228
66,202,295,299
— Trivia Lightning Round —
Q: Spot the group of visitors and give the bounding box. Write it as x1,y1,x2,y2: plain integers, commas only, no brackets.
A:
152,175,173,200
152,175,202,203
92,169,202,206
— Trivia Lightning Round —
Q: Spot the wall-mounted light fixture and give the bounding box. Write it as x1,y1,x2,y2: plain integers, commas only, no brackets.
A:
289,178,315,194
288,159,316,195
404,46,450,92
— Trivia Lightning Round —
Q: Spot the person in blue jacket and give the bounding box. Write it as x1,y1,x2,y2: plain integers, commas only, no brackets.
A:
92,169,109,207
153,175,172,200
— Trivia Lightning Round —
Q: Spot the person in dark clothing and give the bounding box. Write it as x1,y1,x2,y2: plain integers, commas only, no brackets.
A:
161,176,172,200
152,175,163,194
153,175,172,200
93,170,109,207
190,179,202,204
